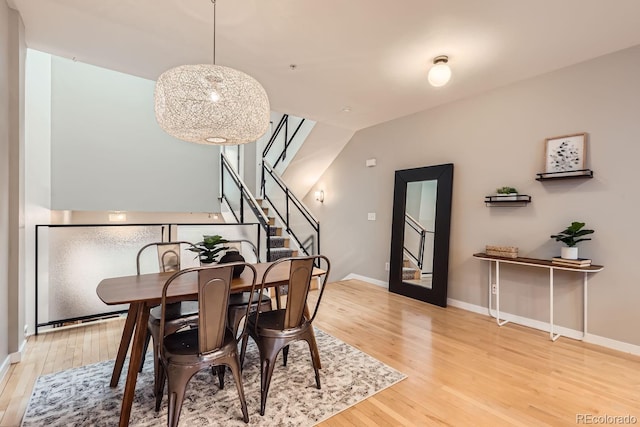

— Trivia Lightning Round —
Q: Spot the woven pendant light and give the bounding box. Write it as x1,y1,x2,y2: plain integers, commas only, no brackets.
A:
154,1,270,145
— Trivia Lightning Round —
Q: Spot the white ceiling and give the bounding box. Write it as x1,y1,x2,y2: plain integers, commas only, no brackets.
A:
9,0,640,131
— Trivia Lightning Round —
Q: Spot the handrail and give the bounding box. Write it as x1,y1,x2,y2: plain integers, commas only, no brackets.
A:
405,213,428,233
261,160,320,258
403,213,432,270
263,160,319,225
221,153,270,226
220,153,272,261
262,114,287,159
261,114,306,170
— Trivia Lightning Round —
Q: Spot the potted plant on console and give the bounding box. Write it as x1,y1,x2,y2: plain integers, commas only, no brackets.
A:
187,235,229,265
550,221,594,260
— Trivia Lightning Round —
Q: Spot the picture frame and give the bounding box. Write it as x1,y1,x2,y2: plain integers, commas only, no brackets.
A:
544,133,587,173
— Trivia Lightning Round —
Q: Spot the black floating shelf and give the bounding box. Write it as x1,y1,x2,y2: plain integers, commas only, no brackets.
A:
484,195,532,206
536,169,593,181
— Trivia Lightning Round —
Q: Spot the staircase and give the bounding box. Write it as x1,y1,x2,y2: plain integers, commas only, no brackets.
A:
402,259,421,280
259,200,299,261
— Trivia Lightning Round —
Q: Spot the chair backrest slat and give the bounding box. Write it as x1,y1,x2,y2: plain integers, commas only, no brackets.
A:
284,258,314,329
256,255,330,332
136,241,193,274
198,266,233,353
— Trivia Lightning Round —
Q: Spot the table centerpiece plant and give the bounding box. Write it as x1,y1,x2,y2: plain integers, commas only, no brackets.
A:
187,234,229,265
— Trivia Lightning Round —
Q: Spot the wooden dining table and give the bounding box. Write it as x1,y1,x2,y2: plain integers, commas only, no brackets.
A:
96,261,325,427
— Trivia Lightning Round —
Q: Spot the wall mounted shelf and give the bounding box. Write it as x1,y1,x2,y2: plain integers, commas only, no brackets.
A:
536,169,593,181
484,195,531,206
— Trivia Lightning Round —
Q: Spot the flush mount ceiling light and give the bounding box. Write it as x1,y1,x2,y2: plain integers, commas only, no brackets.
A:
428,55,452,87
154,0,270,145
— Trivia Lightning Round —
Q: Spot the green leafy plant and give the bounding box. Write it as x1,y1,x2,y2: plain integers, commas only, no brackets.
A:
187,235,229,264
550,221,594,247
496,186,518,194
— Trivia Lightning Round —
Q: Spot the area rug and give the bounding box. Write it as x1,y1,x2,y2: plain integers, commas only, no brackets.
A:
22,329,406,426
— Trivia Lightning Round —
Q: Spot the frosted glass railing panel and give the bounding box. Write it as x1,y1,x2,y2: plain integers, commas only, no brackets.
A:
175,224,260,264
38,225,164,325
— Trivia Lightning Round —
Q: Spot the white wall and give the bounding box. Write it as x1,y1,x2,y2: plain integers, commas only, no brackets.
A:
0,0,13,370
1,1,26,370
49,56,222,213
307,45,640,347
25,49,52,336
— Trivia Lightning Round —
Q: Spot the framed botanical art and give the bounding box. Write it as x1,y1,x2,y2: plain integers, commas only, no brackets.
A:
544,133,587,173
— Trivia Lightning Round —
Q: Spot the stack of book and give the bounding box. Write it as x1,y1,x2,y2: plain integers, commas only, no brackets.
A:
551,257,592,267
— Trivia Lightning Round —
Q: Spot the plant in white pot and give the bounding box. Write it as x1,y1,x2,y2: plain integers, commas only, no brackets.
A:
550,221,594,260
496,186,518,201
187,234,229,265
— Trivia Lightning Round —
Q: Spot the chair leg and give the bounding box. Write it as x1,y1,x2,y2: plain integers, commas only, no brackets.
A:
216,366,225,389
226,358,249,423
259,344,280,416
239,334,250,369
139,330,151,372
307,337,321,389
166,366,195,427
155,361,166,412
282,345,289,366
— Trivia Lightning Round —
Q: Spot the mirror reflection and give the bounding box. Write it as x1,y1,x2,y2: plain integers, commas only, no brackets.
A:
403,180,437,289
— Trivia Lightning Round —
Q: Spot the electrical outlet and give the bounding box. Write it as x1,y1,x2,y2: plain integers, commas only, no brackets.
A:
384,262,390,271
491,284,497,294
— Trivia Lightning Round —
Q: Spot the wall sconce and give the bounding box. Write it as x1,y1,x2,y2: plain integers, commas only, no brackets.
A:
314,190,325,203
428,55,451,87
108,211,127,222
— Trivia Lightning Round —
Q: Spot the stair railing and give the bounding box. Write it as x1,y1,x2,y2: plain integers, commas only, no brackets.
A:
220,153,272,261
261,159,320,258
262,114,306,170
404,213,433,270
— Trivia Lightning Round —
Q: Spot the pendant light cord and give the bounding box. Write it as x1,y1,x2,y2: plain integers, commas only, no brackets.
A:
212,0,216,65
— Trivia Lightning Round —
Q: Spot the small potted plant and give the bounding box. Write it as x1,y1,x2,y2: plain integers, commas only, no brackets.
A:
187,235,229,265
496,186,518,201
550,221,594,259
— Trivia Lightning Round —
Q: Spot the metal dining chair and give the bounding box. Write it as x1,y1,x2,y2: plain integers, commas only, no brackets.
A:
135,242,198,397
156,263,257,426
221,240,273,337
240,255,330,416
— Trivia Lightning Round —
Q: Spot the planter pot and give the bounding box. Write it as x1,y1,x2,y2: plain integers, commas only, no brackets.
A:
561,246,578,260
496,192,518,201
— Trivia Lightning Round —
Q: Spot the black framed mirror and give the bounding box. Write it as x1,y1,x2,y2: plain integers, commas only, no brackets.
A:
389,164,453,307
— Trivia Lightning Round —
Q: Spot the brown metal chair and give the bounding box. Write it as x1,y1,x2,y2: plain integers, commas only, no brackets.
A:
157,263,257,426
135,242,198,390
222,240,273,337
241,255,330,416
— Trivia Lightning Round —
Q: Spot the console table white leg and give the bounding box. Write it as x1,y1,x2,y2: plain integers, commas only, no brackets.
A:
496,261,508,326
488,260,493,317
550,268,560,341
583,272,588,339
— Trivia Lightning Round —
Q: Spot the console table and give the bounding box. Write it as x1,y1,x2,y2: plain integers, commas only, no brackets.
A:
473,253,604,341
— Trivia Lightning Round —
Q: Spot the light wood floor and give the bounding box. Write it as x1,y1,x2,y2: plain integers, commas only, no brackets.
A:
2,279,639,426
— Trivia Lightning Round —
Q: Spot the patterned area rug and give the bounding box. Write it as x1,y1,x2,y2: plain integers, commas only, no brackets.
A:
22,329,406,426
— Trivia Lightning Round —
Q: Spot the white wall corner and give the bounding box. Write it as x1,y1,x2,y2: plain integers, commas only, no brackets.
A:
342,273,388,288
9,338,27,363
447,298,640,356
